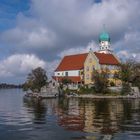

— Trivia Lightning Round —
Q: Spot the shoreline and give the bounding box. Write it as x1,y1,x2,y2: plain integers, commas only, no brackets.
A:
68,94,140,99
24,91,140,99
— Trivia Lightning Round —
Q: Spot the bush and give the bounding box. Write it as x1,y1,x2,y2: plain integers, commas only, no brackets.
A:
110,81,115,87
63,88,71,94
121,82,131,95
78,86,95,94
92,69,109,94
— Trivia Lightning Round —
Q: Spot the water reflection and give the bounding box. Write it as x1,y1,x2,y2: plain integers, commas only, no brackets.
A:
23,98,47,124
57,99,123,134
57,98,85,131
120,100,140,134
59,98,140,137
23,97,140,139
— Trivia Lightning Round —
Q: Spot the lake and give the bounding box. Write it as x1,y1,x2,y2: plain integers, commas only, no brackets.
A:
0,89,140,140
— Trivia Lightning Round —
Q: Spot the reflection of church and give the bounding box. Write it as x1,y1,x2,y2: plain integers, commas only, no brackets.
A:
57,98,124,134
23,97,140,137
57,98,85,131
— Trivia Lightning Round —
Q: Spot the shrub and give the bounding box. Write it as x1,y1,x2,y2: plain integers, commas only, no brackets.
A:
92,69,109,94
110,81,115,87
78,86,95,94
121,82,131,95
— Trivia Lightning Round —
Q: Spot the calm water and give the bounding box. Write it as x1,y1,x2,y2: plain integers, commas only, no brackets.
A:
0,89,140,140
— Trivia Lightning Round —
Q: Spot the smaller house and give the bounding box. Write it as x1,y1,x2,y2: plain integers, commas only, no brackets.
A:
53,53,87,84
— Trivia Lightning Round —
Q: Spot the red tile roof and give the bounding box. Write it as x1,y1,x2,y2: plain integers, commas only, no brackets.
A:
55,52,120,72
94,52,120,65
53,76,82,83
55,53,88,71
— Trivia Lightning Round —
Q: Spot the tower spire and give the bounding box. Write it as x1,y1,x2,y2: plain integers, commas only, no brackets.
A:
98,26,112,54
103,24,106,33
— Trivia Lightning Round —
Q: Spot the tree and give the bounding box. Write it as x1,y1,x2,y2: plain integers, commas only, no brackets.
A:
60,77,72,90
117,59,140,94
23,67,48,92
92,69,109,94
130,61,140,89
113,71,120,85
121,82,131,95
117,61,132,94
119,62,132,82
61,77,72,85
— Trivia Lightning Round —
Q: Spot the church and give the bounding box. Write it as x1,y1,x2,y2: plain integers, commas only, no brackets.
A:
53,31,120,85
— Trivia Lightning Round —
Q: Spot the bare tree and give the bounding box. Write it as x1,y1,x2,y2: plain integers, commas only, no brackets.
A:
23,67,48,92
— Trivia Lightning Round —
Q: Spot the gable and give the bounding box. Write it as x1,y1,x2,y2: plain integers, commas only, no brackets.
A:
84,51,100,69
84,51,98,64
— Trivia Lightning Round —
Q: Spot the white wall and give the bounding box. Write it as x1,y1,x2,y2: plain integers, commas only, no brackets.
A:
54,70,80,77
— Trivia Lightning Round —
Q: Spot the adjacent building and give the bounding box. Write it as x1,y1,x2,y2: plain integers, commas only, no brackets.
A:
53,31,120,85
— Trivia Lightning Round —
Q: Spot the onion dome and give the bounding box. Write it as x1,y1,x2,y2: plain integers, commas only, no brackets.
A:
99,32,110,42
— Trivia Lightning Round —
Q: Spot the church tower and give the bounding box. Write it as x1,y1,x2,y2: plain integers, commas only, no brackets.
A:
98,30,112,54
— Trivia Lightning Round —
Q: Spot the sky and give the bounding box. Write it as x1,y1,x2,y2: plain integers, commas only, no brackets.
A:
0,0,140,84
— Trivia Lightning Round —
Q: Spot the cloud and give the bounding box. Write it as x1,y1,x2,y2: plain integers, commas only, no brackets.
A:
58,41,98,58
46,60,60,77
114,30,140,61
0,15,57,49
0,53,61,83
117,50,140,62
1,0,140,57
0,54,46,83
30,0,140,37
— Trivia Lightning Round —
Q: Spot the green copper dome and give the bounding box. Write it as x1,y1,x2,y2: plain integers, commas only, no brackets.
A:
99,32,110,42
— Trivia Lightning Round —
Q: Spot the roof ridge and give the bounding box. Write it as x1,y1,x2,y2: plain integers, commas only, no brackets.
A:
94,52,112,55
64,53,88,57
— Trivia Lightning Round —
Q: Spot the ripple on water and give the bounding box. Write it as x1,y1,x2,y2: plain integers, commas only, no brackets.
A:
1,90,140,140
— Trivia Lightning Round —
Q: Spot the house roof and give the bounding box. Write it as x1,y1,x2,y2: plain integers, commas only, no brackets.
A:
55,52,120,72
55,53,88,71
52,76,82,83
94,52,120,65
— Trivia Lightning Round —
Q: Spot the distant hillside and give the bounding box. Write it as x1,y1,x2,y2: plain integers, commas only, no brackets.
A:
0,83,22,89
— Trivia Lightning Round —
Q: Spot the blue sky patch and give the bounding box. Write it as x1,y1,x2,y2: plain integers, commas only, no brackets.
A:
0,0,30,31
